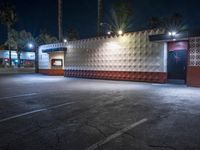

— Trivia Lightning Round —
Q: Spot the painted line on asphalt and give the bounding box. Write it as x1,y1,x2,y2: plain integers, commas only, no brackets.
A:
85,118,148,150
0,102,75,123
0,93,38,101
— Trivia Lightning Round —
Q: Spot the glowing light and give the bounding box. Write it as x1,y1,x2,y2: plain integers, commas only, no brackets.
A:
63,39,67,43
118,30,123,35
168,31,176,36
4,58,9,61
28,43,34,49
172,31,177,36
107,31,111,35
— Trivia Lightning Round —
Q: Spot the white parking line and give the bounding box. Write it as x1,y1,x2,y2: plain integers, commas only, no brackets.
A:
0,102,75,123
85,118,148,150
0,93,38,100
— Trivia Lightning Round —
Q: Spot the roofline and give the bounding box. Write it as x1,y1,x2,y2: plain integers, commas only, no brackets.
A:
149,30,200,42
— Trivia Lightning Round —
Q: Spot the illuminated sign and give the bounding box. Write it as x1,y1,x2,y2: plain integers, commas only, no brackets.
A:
51,59,63,67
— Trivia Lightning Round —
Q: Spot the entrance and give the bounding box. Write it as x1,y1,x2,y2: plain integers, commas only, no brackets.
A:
167,41,188,83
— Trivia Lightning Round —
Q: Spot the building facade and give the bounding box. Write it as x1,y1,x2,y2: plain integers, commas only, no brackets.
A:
38,29,200,87
0,50,35,68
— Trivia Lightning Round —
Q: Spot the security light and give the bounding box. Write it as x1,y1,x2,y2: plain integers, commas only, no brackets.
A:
172,31,177,36
107,31,111,35
118,30,123,35
168,31,176,36
63,39,67,43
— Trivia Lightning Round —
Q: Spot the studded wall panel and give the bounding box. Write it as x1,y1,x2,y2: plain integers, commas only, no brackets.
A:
65,29,166,73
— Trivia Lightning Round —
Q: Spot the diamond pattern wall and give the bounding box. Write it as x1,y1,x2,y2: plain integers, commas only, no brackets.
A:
65,29,166,72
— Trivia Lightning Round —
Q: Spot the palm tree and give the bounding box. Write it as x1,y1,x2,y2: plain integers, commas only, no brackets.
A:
36,32,58,46
0,2,17,67
66,27,79,41
149,13,187,33
109,0,134,34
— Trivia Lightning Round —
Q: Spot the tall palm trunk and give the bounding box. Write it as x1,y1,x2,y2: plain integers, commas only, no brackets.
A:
58,0,62,41
7,24,12,67
97,0,103,36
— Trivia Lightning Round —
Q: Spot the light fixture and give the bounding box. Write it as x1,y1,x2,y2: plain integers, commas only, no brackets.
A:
63,39,67,43
172,31,177,36
118,30,123,35
107,31,111,35
168,31,177,36
28,43,34,49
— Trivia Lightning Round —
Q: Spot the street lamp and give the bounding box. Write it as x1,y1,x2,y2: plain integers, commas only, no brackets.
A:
63,39,67,43
27,42,38,73
28,43,34,49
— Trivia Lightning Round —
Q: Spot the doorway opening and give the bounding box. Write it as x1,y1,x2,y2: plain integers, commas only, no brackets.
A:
167,41,188,84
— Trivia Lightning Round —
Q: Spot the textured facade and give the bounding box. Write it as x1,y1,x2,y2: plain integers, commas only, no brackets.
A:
64,29,167,83
187,37,200,86
38,44,65,75
38,29,200,86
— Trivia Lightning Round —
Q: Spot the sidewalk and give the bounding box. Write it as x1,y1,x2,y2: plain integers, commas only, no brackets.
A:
0,68,35,74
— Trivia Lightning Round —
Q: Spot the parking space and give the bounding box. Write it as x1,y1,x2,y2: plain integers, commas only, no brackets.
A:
0,74,200,150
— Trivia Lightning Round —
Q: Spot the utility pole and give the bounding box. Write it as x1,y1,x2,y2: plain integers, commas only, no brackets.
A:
58,0,62,41
97,0,103,36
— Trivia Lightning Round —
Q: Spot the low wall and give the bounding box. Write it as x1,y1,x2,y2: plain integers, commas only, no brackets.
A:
188,37,200,86
65,70,167,83
39,69,64,76
187,66,200,87
0,68,35,74
64,29,167,83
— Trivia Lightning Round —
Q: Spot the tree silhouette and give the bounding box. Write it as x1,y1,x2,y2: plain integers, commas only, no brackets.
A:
0,2,17,66
149,13,187,33
66,27,79,41
110,0,134,33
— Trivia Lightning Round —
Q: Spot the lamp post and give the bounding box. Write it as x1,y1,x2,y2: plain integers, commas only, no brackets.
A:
27,42,38,73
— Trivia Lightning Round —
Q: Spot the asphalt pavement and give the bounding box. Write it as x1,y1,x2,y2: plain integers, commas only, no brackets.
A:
0,74,200,150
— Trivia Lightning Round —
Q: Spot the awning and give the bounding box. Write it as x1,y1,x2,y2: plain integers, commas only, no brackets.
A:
42,47,67,53
149,30,200,42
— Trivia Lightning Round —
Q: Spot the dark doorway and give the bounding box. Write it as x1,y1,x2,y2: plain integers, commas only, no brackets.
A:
167,41,188,83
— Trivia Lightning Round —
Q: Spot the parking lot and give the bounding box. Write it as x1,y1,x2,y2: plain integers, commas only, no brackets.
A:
0,74,200,150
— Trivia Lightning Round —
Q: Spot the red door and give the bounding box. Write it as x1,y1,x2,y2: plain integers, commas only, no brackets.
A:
167,41,188,81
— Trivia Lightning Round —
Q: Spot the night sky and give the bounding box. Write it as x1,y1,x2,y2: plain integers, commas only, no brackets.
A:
0,0,200,43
